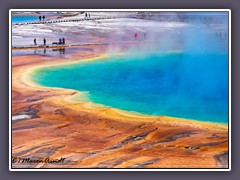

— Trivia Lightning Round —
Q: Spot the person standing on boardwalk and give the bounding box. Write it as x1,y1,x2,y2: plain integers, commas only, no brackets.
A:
43,15,45,21
88,13,90,19
59,38,62,45
62,37,65,45
39,16,42,21
34,38,37,45
134,33,138,40
43,38,46,45
85,13,87,19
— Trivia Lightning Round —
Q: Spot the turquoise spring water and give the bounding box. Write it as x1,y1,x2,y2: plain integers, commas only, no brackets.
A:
31,51,229,124
12,16,38,23
29,12,229,124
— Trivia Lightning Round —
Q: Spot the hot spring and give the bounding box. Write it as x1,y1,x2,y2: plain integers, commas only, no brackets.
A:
12,16,39,23
31,51,228,124
30,13,229,124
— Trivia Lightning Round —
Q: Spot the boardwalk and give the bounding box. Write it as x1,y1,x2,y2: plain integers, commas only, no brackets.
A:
12,14,226,26
12,16,126,26
12,41,160,50
12,43,104,50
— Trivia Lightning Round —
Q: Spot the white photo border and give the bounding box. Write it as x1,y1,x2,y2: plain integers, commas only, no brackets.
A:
9,9,231,171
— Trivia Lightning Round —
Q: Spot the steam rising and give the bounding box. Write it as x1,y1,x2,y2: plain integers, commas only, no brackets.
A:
32,12,229,123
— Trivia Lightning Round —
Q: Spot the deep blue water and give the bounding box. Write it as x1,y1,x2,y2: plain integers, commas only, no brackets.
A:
12,16,38,23
29,12,229,124
31,52,229,124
